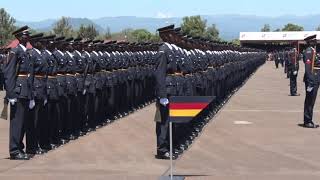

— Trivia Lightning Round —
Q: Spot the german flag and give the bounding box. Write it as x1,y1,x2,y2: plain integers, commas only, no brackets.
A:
169,96,215,123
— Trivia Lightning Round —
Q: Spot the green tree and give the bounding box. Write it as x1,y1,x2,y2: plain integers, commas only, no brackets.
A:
130,29,152,42
316,25,320,31
150,33,161,42
181,15,207,37
231,39,240,46
273,28,281,32
77,24,99,40
53,17,73,37
204,24,220,41
104,26,111,39
109,28,133,41
261,24,271,32
282,23,304,31
0,8,16,46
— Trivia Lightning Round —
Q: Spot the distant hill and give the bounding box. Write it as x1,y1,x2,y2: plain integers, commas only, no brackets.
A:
16,18,104,33
15,14,320,40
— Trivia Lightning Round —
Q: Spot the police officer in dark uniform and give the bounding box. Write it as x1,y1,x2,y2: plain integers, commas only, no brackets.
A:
154,24,179,160
4,26,34,160
64,38,78,140
52,38,69,143
288,47,299,96
72,38,87,136
302,35,320,128
43,36,63,146
26,33,48,155
83,41,97,132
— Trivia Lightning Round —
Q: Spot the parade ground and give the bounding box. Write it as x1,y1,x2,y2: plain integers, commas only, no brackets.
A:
1,61,320,180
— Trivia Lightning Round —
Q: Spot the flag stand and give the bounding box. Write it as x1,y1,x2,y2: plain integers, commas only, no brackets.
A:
160,96,214,180
161,121,185,180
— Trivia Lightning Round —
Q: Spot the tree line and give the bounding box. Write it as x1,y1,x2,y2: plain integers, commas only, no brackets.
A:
260,23,320,32
0,8,222,47
2,7,320,47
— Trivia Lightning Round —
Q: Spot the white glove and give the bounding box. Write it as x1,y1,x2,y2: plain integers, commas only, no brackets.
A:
159,98,169,106
44,99,47,106
307,86,313,92
82,89,86,95
8,98,17,105
293,71,298,75
29,99,35,109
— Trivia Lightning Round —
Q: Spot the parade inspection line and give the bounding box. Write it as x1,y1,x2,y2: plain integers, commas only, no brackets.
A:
1,61,320,180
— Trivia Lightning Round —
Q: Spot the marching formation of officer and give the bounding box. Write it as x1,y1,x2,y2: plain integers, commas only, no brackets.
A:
2,26,158,160
154,25,267,160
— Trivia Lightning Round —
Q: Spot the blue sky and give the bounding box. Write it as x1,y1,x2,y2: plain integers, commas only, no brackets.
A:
1,0,320,21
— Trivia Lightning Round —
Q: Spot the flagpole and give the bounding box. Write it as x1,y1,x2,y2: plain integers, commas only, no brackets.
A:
169,121,173,180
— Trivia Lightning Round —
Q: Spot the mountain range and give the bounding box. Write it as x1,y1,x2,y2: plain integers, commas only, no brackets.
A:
15,14,320,40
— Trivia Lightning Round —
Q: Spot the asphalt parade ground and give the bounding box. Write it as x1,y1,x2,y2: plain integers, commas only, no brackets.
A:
1,61,320,180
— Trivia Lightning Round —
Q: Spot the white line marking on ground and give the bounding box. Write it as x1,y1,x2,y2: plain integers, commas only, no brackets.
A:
234,121,253,125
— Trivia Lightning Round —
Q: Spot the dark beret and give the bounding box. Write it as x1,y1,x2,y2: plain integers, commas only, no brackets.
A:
83,39,92,44
12,25,29,36
55,36,65,41
74,37,82,42
174,27,181,32
304,34,317,41
29,33,44,40
92,40,101,44
65,37,74,42
157,24,175,32
43,35,56,40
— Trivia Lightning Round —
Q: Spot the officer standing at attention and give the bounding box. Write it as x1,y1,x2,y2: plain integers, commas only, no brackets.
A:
288,47,300,96
26,33,48,155
302,35,320,128
3,26,35,160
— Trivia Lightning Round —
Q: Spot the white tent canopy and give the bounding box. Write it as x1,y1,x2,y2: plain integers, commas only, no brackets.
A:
239,31,320,42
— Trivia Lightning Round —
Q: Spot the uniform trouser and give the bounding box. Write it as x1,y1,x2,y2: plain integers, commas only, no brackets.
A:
47,100,60,143
275,60,279,68
156,102,169,155
290,72,298,95
126,80,133,111
77,92,86,130
59,96,68,137
86,93,95,128
26,100,45,151
94,89,102,125
9,99,28,155
108,86,116,118
66,94,77,135
134,79,140,108
114,83,120,114
137,80,143,106
304,83,320,124
119,82,126,113
101,87,108,119
0,72,4,90
104,86,112,119
284,65,287,74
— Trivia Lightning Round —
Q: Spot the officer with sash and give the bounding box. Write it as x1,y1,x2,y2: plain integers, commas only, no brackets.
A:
302,35,320,128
